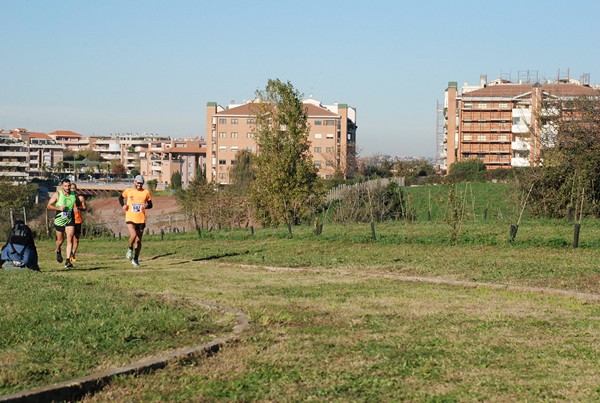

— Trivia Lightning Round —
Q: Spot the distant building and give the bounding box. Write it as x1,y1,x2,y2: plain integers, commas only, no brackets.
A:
0,130,29,182
88,133,171,174
23,131,64,178
205,98,357,184
48,130,88,150
139,137,206,188
440,73,599,171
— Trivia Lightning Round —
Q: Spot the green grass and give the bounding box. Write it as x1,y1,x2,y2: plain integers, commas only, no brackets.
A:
3,216,600,401
0,271,235,395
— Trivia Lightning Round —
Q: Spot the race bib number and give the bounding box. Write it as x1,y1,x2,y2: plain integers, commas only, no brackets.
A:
131,203,143,213
61,210,72,219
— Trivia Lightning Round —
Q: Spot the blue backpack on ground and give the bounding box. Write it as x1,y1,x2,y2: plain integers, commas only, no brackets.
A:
1,221,40,271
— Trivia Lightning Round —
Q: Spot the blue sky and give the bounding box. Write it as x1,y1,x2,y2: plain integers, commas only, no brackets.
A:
2,0,600,158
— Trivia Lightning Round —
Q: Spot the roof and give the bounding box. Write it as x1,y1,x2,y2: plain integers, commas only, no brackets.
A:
49,130,83,138
463,83,599,99
216,102,339,118
167,147,206,154
27,132,52,139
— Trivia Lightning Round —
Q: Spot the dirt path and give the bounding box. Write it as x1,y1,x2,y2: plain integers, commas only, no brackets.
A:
87,195,187,235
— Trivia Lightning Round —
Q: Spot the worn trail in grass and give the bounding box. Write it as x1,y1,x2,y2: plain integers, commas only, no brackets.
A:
4,224,600,401
42,252,596,402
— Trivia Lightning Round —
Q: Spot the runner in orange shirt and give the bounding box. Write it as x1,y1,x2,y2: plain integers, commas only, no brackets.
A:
69,182,87,263
118,175,153,268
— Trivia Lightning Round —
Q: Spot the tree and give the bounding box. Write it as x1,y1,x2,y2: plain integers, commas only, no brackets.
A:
229,149,255,195
523,92,600,217
110,161,127,178
250,79,325,233
447,160,487,183
147,179,158,193
357,153,394,179
170,171,182,190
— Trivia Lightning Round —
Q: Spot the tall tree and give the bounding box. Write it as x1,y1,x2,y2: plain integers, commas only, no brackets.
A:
170,171,182,190
250,79,324,233
229,149,255,195
524,92,600,217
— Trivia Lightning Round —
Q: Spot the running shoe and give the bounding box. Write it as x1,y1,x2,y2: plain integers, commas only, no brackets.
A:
126,249,133,261
64,259,73,269
56,251,63,263
132,258,140,268
71,253,76,263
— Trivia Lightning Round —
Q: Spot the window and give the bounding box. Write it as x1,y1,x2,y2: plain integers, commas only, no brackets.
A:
231,160,236,165
231,146,239,152
477,135,487,141
231,132,238,138
463,103,472,109
218,173,227,180
231,119,238,125
326,133,334,139
218,160,226,165
325,146,334,153
462,152,471,158
499,103,509,109
325,175,332,179
314,133,322,139
219,132,226,138
512,117,521,125
219,118,227,124
218,146,226,151
478,103,487,109
314,120,322,125
247,119,255,124
478,153,485,159
314,161,321,168
324,120,335,126
463,135,472,141
326,160,334,166
314,147,321,153
498,135,508,141
247,132,254,139
246,146,253,151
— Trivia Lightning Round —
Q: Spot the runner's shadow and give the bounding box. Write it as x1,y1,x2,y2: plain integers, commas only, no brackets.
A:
172,249,261,265
67,266,108,271
149,252,176,260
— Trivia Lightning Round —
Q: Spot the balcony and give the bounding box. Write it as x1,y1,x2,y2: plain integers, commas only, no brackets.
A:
0,151,28,157
512,124,530,134
0,161,28,167
511,141,531,151
511,157,530,167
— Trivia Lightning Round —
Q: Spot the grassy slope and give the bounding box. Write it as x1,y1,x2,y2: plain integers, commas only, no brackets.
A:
2,182,600,400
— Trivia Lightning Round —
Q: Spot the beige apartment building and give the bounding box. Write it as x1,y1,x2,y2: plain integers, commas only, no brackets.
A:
441,74,599,172
48,130,89,150
206,98,357,184
0,129,64,181
139,138,206,188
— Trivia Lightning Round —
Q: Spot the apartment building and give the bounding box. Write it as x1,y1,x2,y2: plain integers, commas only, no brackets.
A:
0,131,28,182
206,98,357,184
0,128,63,178
48,130,89,150
441,74,599,171
139,138,206,188
88,133,171,174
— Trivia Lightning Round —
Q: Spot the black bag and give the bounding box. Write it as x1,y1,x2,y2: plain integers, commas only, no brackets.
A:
1,221,40,271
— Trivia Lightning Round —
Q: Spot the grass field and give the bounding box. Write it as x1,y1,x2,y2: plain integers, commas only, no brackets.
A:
2,190,600,400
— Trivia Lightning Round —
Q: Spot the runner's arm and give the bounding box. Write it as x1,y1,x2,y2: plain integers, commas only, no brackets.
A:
46,192,63,211
146,200,153,209
78,196,87,211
